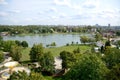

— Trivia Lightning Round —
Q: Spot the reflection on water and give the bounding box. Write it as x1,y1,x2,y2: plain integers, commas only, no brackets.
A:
3,34,91,47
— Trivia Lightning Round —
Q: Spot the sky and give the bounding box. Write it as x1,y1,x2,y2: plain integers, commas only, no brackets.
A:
0,0,120,26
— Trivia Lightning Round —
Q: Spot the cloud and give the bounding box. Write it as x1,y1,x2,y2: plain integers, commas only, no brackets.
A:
97,9,120,19
53,0,82,10
71,13,92,20
82,0,99,9
0,11,8,17
49,7,57,13
0,0,8,5
8,10,21,13
25,18,33,21
59,13,67,18
53,0,71,7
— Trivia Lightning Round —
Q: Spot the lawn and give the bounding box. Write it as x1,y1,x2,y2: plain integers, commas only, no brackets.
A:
45,45,91,57
20,45,91,80
20,45,91,62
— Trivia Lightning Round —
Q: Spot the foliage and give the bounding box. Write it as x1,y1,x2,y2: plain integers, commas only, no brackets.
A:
64,54,108,80
29,44,44,62
73,47,80,54
91,46,95,53
80,36,94,44
116,31,120,36
50,42,56,46
39,51,55,74
115,40,120,46
60,51,76,69
0,37,3,50
15,40,21,46
0,36,3,41
8,71,45,80
103,48,120,69
46,42,56,47
0,25,100,34
2,40,16,52
20,45,91,62
8,71,28,80
94,33,102,41
105,40,111,47
21,41,28,47
80,36,89,44
106,63,120,80
0,51,4,63
10,45,22,61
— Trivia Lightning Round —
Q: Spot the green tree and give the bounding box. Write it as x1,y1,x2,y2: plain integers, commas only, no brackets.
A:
106,63,120,80
8,71,28,80
0,36,3,50
103,48,120,69
39,51,55,74
60,51,76,69
73,47,80,54
64,54,108,80
29,44,44,62
2,40,16,52
94,33,102,42
21,41,28,47
80,36,89,44
8,71,45,80
15,40,21,46
10,45,22,61
0,36,3,41
29,71,45,80
0,51,4,63
105,40,111,48
50,42,56,46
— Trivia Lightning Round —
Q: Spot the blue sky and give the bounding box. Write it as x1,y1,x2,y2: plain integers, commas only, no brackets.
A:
0,0,120,25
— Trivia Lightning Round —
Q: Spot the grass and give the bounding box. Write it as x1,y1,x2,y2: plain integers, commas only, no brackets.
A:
20,48,31,61
20,45,91,80
20,45,91,62
45,45,91,57
44,76,62,80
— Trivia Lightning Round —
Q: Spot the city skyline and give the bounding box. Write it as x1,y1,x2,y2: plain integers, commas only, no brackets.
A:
0,0,120,26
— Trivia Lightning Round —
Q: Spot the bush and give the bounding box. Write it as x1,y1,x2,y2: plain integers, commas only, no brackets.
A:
0,51,4,63
64,54,108,80
21,41,28,47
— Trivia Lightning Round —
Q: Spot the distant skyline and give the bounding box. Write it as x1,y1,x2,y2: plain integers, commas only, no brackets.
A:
0,0,120,26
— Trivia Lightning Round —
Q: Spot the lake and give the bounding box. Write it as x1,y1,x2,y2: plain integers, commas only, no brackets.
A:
3,34,92,47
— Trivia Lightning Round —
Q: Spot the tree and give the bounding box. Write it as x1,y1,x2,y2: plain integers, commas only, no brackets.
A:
8,71,28,80
80,36,94,44
29,44,44,62
106,63,120,80
94,33,102,42
15,40,21,46
8,71,45,80
64,54,108,80
29,71,45,80
80,36,88,44
0,51,4,63
10,45,22,61
50,42,56,46
39,51,55,74
73,47,80,54
115,40,120,48
0,36,3,50
103,48,120,69
2,40,16,52
21,41,28,47
105,40,111,48
0,36,3,41
60,51,76,69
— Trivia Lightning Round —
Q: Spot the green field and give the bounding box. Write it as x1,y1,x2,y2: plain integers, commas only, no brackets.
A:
20,45,91,62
